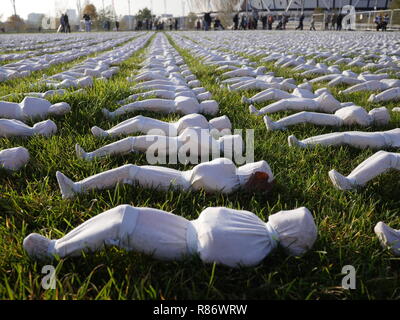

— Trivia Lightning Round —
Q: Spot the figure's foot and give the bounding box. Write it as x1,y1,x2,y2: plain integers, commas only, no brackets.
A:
91,126,108,137
263,115,283,131
288,135,306,148
368,94,376,103
249,105,260,115
23,233,53,260
374,221,400,256
102,108,114,119
75,144,89,160
328,169,356,190
241,96,252,104
56,171,77,199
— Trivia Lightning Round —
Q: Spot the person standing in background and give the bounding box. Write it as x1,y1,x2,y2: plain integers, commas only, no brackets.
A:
83,13,91,32
233,12,239,30
64,13,71,33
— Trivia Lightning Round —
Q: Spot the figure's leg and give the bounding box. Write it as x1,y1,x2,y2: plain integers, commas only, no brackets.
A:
75,137,135,160
0,119,35,137
329,151,400,190
368,88,400,103
103,99,175,119
374,221,400,256
264,112,342,131
92,116,174,137
56,164,137,199
289,131,387,149
257,99,316,115
23,205,191,260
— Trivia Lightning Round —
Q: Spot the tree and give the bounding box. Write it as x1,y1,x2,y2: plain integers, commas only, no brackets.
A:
5,14,25,32
83,3,98,19
10,0,17,16
136,7,152,21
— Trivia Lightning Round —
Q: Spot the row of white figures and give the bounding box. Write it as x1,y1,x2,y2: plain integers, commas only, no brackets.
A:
103,34,219,118
39,33,152,89
170,33,299,93
191,32,400,102
0,33,141,82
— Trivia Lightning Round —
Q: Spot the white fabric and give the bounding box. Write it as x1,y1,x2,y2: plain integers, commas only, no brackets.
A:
0,147,30,170
24,205,317,267
374,222,400,256
77,127,243,161
91,114,231,138
0,119,57,137
263,106,389,131
251,93,341,116
56,158,274,198
288,128,400,150
103,96,219,118
328,151,400,190
0,97,70,120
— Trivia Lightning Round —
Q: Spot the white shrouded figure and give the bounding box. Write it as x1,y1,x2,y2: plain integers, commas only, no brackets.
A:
368,87,400,103
57,158,274,199
56,158,274,199
243,87,327,105
0,147,30,170
118,89,212,105
220,66,266,79
339,79,400,95
0,119,57,137
0,97,71,120
75,127,243,161
91,114,232,138
288,128,400,149
102,96,219,119
263,106,390,131
374,221,400,256
249,92,342,115
328,151,400,190
22,204,317,267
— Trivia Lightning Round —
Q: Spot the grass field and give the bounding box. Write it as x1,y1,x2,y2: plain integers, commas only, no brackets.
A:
0,31,400,300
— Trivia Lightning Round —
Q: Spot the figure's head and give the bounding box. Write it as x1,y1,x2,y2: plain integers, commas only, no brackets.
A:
369,107,390,125
268,207,317,256
199,100,219,115
237,160,274,192
48,102,71,116
209,115,232,131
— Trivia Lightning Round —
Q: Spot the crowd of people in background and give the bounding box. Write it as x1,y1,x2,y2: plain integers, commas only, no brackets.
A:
55,10,392,33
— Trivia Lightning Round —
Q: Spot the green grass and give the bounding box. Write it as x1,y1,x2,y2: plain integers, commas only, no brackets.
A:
1,31,400,300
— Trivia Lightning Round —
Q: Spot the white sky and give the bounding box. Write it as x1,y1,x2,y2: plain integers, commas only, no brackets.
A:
1,0,189,21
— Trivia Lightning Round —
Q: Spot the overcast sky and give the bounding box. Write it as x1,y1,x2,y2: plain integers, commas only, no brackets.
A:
1,0,189,20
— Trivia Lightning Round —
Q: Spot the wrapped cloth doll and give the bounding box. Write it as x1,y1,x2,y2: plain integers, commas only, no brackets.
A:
328,151,400,190
249,92,342,116
23,205,317,267
0,97,70,121
288,128,400,150
91,114,232,138
0,147,30,170
118,89,211,104
339,79,400,95
264,106,390,131
75,127,243,161
374,222,400,256
102,96,219,119
55,157,274,199
0,119,57,137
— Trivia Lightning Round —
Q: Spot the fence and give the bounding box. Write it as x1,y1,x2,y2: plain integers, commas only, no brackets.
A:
312,9,400,31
